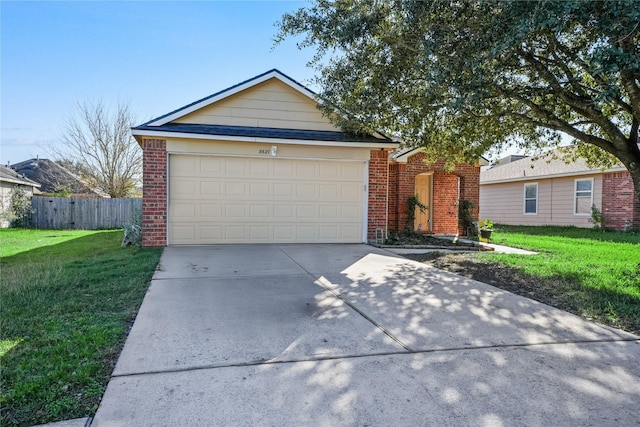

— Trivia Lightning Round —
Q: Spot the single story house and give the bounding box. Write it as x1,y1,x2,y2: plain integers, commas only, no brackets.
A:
11,158,109,198
479,149,640,230
132,69,482,246
0,164,41,228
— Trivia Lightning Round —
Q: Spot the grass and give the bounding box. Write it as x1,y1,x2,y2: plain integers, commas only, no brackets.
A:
482,225,640,333
0,229,162,427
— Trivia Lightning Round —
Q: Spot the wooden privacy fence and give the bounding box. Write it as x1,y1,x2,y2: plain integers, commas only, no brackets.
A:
32,197,142,229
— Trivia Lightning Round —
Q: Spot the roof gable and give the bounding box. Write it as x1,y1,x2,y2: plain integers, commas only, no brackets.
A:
145,69,320,127
172,77,338,132
133,69,397,148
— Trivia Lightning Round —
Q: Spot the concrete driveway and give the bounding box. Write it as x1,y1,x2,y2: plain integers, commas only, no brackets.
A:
92,244,640,426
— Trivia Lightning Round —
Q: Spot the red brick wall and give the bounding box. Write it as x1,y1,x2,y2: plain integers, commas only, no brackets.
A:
368,150,390,239
142,139,167,246
387,152,480,235
602,171,640,230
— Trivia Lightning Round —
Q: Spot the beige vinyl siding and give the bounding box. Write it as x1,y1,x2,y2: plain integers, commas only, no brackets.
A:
479,174,602,227
174,79,338,132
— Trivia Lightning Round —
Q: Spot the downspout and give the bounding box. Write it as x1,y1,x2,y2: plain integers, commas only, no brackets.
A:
386,152,390,239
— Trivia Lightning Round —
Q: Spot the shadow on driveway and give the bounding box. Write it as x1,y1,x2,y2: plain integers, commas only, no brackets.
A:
93,244,640,426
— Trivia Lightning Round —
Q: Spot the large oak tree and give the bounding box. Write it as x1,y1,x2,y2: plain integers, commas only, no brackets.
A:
277,0,640,203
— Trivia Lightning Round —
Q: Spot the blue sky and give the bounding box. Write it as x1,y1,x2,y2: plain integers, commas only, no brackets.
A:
1,0,316,164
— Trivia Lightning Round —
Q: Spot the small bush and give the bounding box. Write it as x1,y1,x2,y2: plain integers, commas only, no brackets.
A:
8,187,33,228
589,205,605,229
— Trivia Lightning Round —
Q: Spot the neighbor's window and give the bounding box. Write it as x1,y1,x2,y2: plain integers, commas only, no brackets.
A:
574,178,593,215
524,183,538,214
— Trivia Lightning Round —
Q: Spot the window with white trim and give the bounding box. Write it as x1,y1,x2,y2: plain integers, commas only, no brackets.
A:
524,183,538,214
574,178,593,215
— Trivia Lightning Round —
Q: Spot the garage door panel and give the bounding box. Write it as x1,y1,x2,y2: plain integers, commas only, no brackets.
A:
225,204,247,218
273,205,293,219
249,225,270,240
201,181,222,196
318,225,338,239
296,164,317,179
224,158,248,176
319,205,338,219
295,226,316,240
341,205,361,219
273,226,294,240
200,204,222,218
172,157,199,176
172,203,196,218
172,180,198,197
295,183,316,198
250,182,270,197
249,160,270,177
225,182,246,196
200,226,222,240
169,155,365,244
250,204,270,217
296,205,316,218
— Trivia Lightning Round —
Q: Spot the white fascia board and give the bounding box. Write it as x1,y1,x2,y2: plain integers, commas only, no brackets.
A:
480,166,627,185
148,71,319,127
393,147,490,166
131,129,399,149
0,177,40,187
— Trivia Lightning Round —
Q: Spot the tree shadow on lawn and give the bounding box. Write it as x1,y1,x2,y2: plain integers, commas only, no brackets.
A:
405,252,640,335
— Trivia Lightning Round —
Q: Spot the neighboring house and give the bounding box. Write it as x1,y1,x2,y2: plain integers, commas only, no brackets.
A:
132,69,481,246
10,158,109,198
479,150,640,230
0,164,41,228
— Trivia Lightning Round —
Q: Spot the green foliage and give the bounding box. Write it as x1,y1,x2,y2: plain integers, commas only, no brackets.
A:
405,194,428,232
52,184,71,198
6,187,33,228
480,219,494,231
0,229,162,426
483,225,640,333
589,205,606,229
277,0,640,193
458,200,475,231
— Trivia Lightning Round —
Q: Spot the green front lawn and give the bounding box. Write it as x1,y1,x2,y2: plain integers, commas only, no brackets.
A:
485,225,640,333
0,229,162,427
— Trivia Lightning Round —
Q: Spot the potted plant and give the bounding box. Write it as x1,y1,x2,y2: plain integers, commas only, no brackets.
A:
479,219,494,240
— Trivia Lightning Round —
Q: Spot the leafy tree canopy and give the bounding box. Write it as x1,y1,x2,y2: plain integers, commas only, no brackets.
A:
277,0,640,200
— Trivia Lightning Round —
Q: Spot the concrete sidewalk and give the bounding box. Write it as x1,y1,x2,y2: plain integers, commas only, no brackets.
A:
92,244,639,426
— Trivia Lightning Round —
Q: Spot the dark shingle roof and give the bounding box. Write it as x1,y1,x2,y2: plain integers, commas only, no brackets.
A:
480,148,625,184
133,123,391,144
0,164,40,187
10,159,108,197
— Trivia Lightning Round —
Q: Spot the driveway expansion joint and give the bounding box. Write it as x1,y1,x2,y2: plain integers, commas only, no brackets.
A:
110,337,640,380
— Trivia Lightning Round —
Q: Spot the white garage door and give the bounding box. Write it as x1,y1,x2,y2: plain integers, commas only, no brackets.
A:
168,154,366,244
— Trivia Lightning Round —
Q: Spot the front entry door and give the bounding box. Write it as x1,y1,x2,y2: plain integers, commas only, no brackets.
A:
414,174,432,233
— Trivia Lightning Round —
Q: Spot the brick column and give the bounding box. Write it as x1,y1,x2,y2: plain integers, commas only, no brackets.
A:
431,172,459,234
142,139,167,246
602,171,640,230
368,149,390,240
